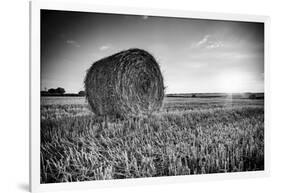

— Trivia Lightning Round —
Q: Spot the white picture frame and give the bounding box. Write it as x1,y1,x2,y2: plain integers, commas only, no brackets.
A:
30,0,270,192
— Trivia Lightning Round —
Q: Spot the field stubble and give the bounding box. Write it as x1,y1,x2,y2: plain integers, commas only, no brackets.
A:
40,96,264,183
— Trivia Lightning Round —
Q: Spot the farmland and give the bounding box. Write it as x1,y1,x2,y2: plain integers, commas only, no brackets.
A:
40,95,264,183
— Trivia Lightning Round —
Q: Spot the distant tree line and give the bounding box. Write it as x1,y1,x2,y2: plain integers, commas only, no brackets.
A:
41,87,86,97
166,93,264,99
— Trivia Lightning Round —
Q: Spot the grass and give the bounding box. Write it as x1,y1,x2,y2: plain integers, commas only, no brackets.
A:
40,96,264,183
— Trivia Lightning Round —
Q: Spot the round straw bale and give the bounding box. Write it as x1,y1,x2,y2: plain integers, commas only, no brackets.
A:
84,48,164,119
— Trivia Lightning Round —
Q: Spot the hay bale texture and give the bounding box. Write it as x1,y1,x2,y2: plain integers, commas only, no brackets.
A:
84,48,164,119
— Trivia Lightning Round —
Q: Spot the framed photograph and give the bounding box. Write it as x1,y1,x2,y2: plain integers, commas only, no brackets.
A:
30,0,270,192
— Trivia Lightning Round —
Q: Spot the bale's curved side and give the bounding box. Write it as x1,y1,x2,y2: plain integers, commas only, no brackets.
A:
84,48,164,118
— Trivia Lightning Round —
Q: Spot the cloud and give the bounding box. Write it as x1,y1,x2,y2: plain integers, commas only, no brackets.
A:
205,41,223,49
66,40,80,48
191,35,223,49
195,35,210,47
99,45,111,51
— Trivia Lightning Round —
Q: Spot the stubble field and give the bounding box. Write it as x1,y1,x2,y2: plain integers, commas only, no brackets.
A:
40,96,264,183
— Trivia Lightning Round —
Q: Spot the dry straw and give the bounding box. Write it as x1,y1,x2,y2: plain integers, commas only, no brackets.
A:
84,48,164,119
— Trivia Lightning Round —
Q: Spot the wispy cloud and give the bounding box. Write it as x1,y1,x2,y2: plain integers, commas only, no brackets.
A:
66,40,81,48
99,45,111,51
191,35,223,49
195,35,210,47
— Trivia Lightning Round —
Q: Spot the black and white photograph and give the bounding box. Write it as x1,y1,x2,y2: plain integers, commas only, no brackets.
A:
40,9,264,184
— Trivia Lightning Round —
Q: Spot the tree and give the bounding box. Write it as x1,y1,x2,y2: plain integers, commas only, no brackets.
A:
249,94,256,99
47,87,66,95
55,87,66,95
48,88,56,94
78,91,86,96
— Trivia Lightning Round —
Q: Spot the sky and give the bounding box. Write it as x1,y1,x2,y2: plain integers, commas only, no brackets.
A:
41,10,264,94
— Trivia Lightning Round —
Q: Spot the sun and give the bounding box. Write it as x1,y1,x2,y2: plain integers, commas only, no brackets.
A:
218,71,247,93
